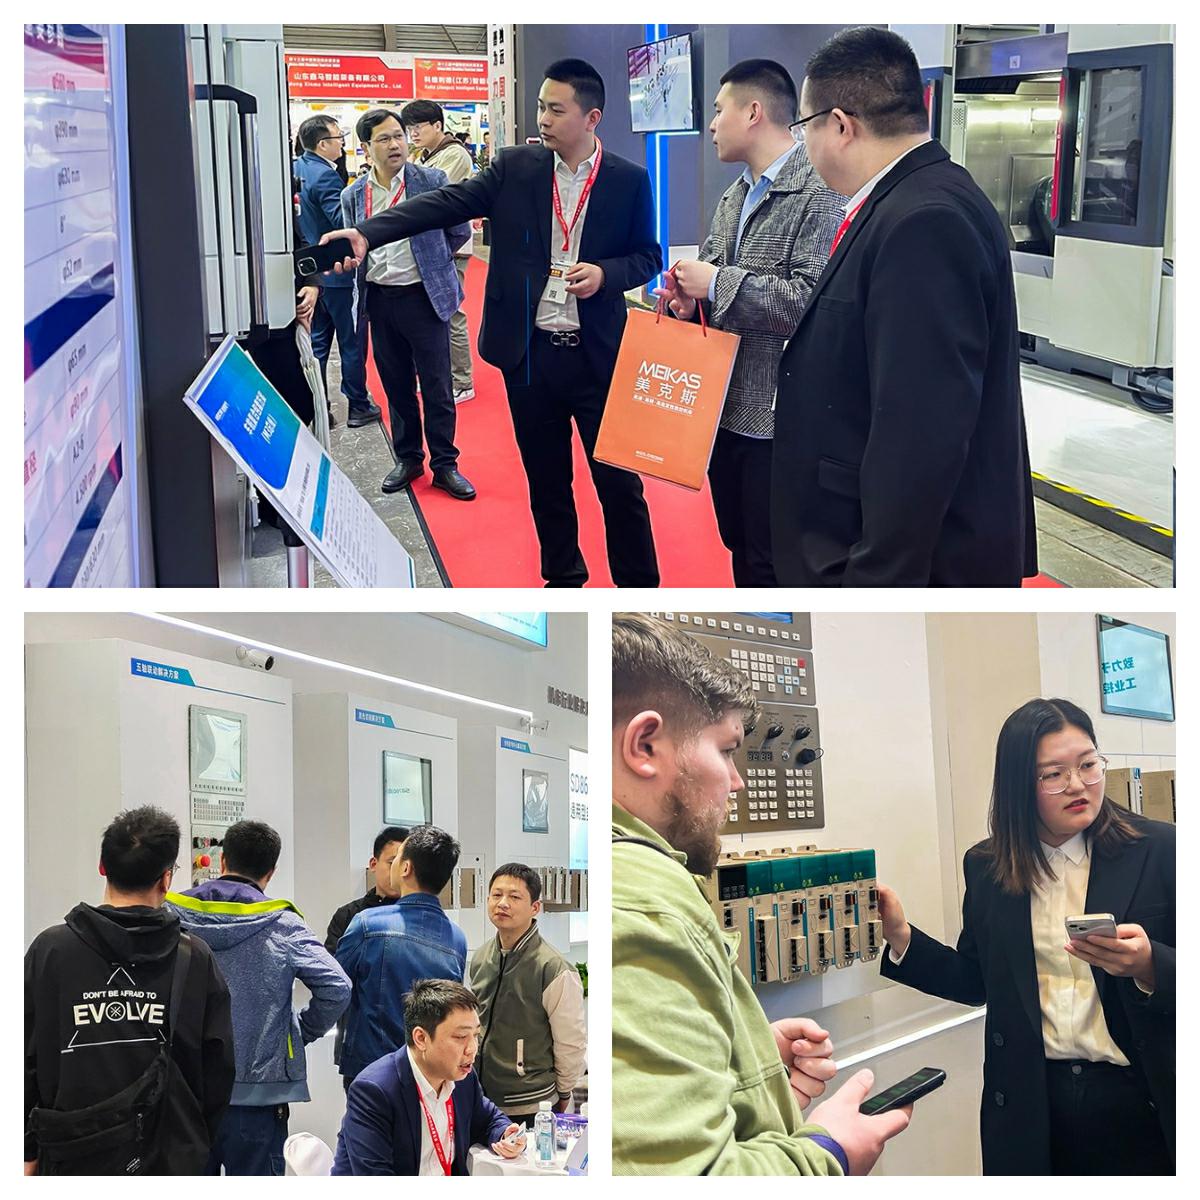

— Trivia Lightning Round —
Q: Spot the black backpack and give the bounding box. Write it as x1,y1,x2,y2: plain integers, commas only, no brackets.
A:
28,933,210,1175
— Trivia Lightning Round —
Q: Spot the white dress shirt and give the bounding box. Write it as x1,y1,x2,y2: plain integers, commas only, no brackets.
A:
365,166,422,287
410,1058,457,1176
889,831,1130,1064
841,139,928,223
1030,832,1129,1064
535,142,599,333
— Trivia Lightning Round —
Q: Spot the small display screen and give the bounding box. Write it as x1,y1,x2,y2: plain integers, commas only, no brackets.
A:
383,751,433,825
1096,616,1174,721
739,613,793,623
746,750,774,763
189,706,247,793
628,33,694,133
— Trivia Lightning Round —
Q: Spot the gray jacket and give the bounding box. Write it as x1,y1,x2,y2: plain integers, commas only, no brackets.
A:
699,142,845,437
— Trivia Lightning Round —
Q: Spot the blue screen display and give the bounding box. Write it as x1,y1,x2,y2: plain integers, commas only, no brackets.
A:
466,612,548,648
738,613,793,623
1097,616,1173,721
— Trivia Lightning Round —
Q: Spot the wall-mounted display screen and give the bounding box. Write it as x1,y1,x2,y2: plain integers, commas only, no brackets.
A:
189,706,247,793
1096,615,1174,722
383,750,433,825
628,33,695,133
523,769,550,833
443,612,548,648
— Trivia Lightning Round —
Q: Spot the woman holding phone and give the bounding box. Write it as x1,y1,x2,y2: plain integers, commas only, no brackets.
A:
878,697,1173,1175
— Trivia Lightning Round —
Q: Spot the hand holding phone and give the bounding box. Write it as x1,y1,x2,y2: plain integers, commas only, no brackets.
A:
294,237,354,278
808,1068,912,1175
1066,913,1118,942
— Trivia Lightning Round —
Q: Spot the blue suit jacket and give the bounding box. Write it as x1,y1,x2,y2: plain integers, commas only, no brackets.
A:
294,151,353,289
331,1046,513,1175
340,160,472,322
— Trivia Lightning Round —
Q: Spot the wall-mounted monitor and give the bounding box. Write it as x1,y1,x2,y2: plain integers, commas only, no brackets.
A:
433,612,548,649
1096,616,1174,722
383,750,434,825
628,33,696,133
189,706,247,795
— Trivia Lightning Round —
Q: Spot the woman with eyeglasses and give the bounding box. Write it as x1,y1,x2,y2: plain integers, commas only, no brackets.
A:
877,697,1174,1176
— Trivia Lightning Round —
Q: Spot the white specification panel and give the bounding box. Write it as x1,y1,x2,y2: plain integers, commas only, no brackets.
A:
24,24,135,586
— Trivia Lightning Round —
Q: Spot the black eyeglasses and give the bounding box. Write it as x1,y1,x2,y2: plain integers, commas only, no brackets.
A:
319,131,347,143
790,107,857,132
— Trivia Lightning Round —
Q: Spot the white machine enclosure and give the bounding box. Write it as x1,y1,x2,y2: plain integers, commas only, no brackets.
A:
188,23,296,342
919,23,1174,391
24,638,295,948
291,693,461,949
457,725,572,956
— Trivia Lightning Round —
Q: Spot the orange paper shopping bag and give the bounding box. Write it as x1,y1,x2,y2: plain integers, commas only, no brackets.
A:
594,302,740,491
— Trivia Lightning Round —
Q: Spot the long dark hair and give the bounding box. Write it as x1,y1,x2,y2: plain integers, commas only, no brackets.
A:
987,698,1142,894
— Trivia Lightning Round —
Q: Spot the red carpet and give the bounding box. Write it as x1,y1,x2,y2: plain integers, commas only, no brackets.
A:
365,258,1058,589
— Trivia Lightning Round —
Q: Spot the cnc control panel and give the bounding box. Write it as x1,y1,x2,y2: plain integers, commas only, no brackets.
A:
711,848,882,986
647,613,823,834
648,611,813,647
727,705,823,832
188,705,248,886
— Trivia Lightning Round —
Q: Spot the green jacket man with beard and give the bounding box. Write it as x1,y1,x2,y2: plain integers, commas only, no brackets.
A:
611,613,912,1175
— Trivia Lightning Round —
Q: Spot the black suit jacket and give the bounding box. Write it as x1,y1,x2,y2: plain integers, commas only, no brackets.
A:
356,143,661,375
880,813,1175,1175
771,140,1038,586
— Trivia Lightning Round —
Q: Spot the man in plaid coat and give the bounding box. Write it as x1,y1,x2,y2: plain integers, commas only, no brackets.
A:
657,59,844,586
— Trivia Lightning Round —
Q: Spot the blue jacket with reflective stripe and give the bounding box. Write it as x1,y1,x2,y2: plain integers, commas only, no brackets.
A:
166,877,351,1105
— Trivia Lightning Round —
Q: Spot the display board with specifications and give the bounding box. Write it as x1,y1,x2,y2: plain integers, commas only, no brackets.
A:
24,24,136,587
184,335,416,588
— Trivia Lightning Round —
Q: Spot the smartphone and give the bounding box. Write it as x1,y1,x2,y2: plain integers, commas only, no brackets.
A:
859,1067,946,1115
1066,913,1118,941
294,237,354,278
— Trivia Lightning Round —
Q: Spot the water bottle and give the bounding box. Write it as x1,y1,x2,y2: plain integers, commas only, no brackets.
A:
534,1101,555,1169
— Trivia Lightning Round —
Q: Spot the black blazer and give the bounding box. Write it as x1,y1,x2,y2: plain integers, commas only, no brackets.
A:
770,140,1038,587
880,813,1175,1175
356,143,662,375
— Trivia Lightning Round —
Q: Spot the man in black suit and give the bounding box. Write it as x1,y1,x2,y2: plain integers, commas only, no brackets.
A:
324,59,662,587
771,27,1038,587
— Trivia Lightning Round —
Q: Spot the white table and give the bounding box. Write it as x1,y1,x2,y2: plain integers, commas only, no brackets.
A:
467,1136,571,1177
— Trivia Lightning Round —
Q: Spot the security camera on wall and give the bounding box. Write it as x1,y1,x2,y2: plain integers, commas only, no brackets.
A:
235,645,275,672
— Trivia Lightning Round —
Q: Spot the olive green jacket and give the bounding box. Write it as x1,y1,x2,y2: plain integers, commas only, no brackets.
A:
612,803,841,1175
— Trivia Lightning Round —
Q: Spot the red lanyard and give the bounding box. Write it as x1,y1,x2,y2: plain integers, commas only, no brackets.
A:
416,1083,455,1176
552,138,603,253
830,197,867,254
365,173,406,219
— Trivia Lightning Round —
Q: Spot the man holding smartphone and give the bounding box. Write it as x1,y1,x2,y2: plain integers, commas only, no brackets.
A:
611,614,913,1174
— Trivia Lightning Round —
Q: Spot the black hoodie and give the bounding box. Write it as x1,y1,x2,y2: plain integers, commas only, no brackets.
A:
25,902,235,1168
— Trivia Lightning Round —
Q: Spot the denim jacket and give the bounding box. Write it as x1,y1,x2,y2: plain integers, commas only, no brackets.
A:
335,892,468,1081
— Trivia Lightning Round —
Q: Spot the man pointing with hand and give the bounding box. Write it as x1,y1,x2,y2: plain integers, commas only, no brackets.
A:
324,58,662,588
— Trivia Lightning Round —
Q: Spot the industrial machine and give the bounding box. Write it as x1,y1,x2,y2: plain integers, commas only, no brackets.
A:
648,611,824,833
935,25,1174,408
711,847,882,986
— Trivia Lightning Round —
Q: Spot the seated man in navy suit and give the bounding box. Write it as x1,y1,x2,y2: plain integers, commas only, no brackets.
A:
332,979,526,1175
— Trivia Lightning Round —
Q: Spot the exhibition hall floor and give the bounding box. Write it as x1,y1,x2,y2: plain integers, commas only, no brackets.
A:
249,257,1172,589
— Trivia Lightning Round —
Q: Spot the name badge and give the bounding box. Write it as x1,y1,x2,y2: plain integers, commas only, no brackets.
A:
544,261,570,305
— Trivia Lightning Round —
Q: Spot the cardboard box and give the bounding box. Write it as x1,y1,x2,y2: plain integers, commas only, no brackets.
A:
1105,767,1138,811
1140,770,1175,824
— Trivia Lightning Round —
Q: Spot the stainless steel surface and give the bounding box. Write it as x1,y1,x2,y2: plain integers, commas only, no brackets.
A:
240,110,268,329
286,543,311,587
